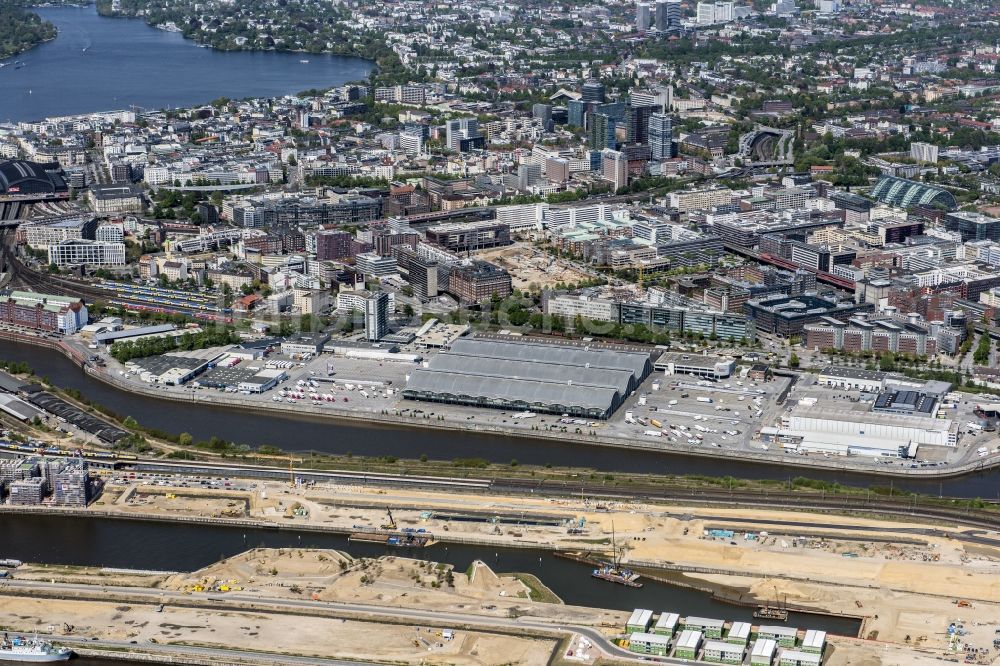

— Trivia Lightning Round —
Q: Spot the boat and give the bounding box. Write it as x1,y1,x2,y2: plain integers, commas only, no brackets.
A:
591,563,643,587
753,606,789,621
0,636,73,662
754,585,789,621
590,522,643,588
299,59,309,64
348,531,432,548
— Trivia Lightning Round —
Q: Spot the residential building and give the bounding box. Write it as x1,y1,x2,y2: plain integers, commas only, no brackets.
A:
669,187,733,213
628,633,670,656
910,142,939,164
702,639,744,664
602,149,628,191
0,291,88,333
364,290,390,341
674,630,702,660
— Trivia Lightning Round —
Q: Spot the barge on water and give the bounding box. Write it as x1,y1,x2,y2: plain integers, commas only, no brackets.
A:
592,563,643,588
755,587,789,621
349,530,433,548
589,521,643,587
754,605,789,621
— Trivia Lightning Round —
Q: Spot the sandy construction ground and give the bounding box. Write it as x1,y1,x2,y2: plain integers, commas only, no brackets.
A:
0,594,554,666
165,549,623,628
477,244,595,291
73,479,1000,665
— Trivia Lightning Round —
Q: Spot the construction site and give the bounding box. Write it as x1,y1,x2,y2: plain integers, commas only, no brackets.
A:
478,243,595,291
5,469,976,665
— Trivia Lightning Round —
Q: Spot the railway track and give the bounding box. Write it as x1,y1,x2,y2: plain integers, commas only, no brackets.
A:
492,477,1000,531
0,230,120,303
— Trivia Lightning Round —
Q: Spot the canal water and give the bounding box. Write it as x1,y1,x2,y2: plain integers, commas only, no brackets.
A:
0,512,862,636
0,6,373,122
1,340,997,496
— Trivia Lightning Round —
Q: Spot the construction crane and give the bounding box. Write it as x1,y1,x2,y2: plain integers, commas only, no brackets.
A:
381,507,397,530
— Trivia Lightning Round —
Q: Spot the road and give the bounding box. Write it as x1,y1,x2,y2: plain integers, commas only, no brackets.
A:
0,578,677,665
56,635,380,666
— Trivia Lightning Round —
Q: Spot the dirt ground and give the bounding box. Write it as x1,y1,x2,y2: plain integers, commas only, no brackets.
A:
165,549,624,628
78,479,1000,665
477,244,594,291
0,594,554,666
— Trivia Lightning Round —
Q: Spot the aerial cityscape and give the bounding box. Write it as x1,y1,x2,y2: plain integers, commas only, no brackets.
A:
1,0,1000,665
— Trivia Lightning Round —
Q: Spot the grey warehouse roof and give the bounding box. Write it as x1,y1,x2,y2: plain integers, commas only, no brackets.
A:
432,351,639,395
404,371,622,414
448,337,652,379
403,337,653,418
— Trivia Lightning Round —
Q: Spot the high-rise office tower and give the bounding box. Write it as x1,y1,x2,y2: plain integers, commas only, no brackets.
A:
589,113,617,150
649,113,674,160
567,99,588,127
655,0,682,30
581,80,606,103
636,2,651,31
445,117,481,152
626,104,654,144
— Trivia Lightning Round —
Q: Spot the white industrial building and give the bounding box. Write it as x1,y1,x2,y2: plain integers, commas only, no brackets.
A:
816,366,886,392
237,368,288,393
655,352,736,379
766,404,957,458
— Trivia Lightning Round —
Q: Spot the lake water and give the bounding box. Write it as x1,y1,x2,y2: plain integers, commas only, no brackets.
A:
0,5,373,122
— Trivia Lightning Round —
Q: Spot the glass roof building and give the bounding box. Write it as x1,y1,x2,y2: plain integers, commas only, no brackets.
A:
870,176,957,211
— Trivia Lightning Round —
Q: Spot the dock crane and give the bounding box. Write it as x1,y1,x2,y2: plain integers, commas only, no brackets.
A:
381,507,397,530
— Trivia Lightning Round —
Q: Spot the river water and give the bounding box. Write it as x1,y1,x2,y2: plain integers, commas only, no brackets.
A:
0,6,373,122
1,340,998,497
0,512,862,636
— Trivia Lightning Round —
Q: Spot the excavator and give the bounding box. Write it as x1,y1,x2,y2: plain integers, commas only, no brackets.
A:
381,507,397,531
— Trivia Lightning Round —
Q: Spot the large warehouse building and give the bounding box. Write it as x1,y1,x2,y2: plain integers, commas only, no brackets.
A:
402,337,654,419
764,403,957,458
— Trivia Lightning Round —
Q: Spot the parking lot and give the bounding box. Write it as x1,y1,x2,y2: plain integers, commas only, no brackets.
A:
607,371,791,455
